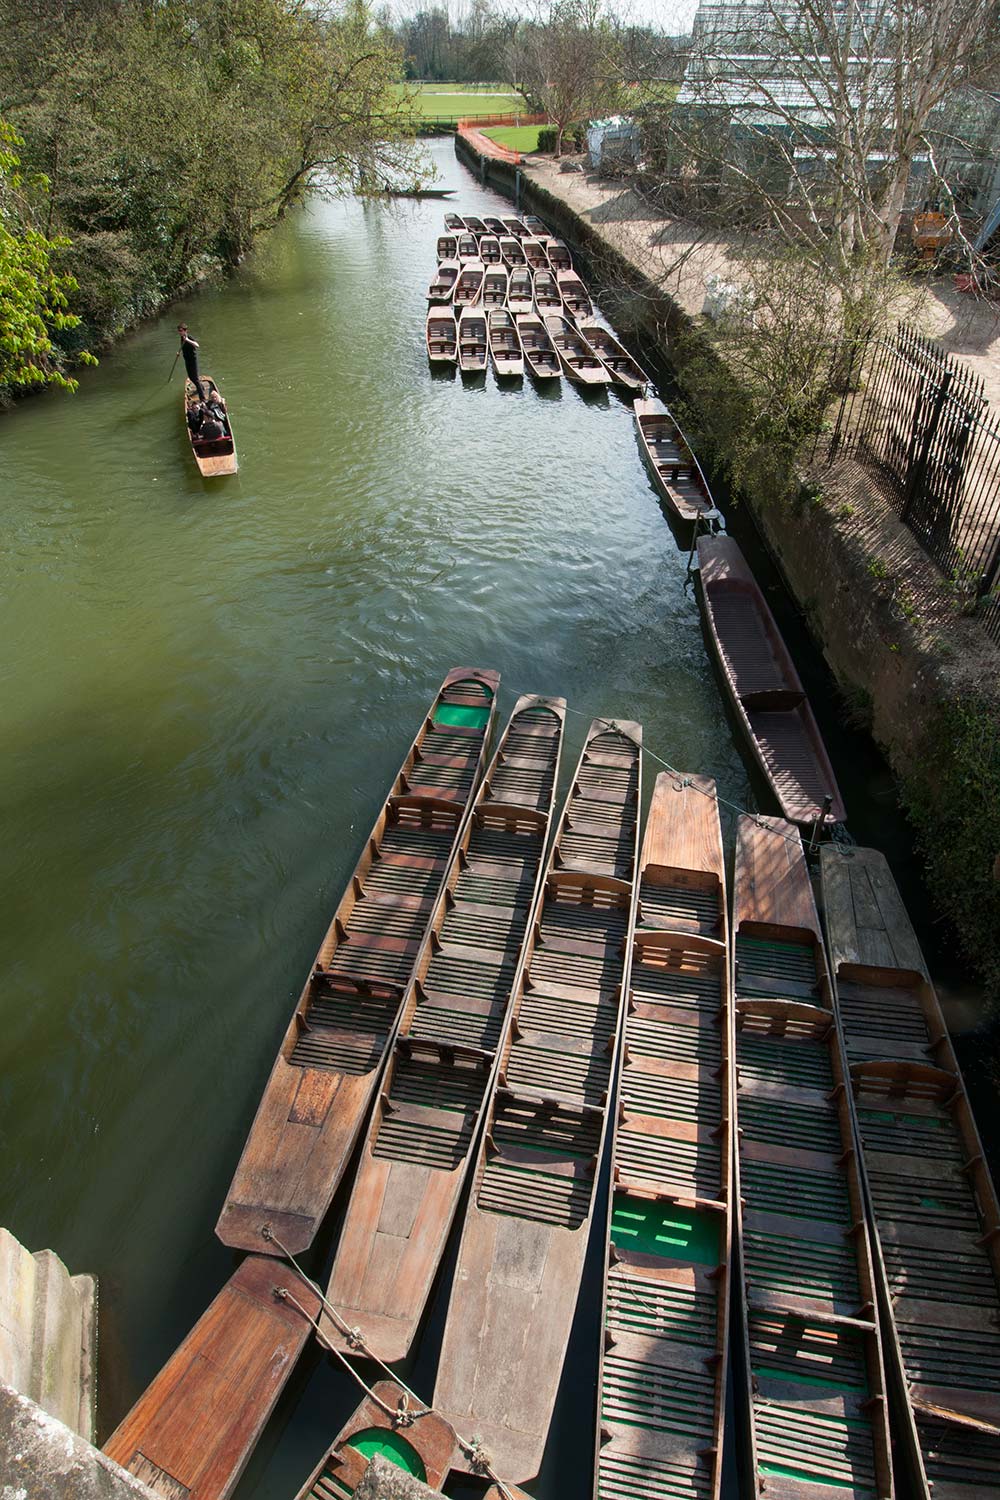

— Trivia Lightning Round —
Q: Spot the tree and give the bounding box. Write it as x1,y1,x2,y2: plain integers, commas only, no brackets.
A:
511,0,623,157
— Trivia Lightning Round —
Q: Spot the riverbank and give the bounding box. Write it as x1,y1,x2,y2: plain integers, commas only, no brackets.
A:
455,132,1000,1006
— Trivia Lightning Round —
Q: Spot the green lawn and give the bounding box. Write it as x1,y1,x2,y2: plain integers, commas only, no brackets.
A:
394,83,529,121
481,124,544,152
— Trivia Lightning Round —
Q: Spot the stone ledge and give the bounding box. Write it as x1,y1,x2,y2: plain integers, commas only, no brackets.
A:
0,1229,96,1441
0,1383,157,1500
354,1454,442,1500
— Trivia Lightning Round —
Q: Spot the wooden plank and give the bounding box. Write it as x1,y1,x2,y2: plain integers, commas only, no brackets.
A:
820,846,927,977
104,1259,319,1500
732,814,822,937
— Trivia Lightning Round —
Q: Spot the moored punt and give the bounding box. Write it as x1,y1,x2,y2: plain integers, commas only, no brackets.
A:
479,234,502,265
184,375,237,477
732,815,894,1500
294,1380,459,1498
436,233,458,262
634,398,717,524
820,845,1000,1498
506,266,534,318
516,312,561,381
545,314,611,385
481,264,509,309
523,236,549,271
697,535,845,829
425,308,458,365
483,214,507,236
499,235,527,268
216,669,499,1256
556,269,593,321
464,214,488,237
488,307,524,378
595,772,732,1500
457,232,479,262
533,268,562,316
444,211,465,231
579,322,647,393
453,259,485,309
104,1258,321,1500
502,215,529,237
457,305,488,374
546,237,572,272
426,260,459,304
434,719,643,1483
523,213,548,237
322,697,566,1361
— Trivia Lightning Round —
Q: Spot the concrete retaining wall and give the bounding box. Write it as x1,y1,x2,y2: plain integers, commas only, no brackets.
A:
0,1228,96,1441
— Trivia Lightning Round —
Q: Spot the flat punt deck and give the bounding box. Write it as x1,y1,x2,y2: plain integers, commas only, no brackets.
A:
595,773,731,1500
698,536,845,829
733,816,893,1500
295,1380,458,1497
434,718,643,1483
104,1257,320,1500
633,398,715,523
323,696,566,1361
216,668,499,1256
820,846,1000,1497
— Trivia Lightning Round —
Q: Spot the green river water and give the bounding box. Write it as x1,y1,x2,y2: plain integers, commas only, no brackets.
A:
0,139,993,1498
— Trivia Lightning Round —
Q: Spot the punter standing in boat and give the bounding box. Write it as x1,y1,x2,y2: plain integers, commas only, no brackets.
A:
178,324,204,400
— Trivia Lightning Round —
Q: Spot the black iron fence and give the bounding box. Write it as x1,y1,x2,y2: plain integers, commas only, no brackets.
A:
822,322,1000,645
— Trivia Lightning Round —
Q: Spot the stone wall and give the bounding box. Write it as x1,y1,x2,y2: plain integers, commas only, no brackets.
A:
0,1383,157,1500
0,1228,96,1441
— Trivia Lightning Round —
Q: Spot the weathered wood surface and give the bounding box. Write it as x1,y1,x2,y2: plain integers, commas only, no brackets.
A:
594,770,731,1500
821,845,1000,1496
294,1380,458,1498
322,697,566,1361
104,1258,320,1500
216,669,499,1256
732,814,894,1500
697,536,845,828
433,719,642,1484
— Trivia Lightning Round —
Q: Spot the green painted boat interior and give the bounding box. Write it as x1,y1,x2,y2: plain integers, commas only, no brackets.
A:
432,701,492,728
348,1428,428,1481
611,1193,719,1265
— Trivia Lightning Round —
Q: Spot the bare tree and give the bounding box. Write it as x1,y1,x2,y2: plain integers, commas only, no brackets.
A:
509,0,623,156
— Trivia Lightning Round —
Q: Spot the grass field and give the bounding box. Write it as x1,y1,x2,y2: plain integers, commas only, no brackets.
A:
394,83,529,121
481,124,544,152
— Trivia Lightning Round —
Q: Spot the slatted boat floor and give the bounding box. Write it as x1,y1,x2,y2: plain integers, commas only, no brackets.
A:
733,817,892,1500
322,697,565,1361
820,845,1000,1497
434,719,642,1484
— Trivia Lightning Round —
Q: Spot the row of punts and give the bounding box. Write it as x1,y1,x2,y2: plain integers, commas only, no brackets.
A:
101,673,1000,1499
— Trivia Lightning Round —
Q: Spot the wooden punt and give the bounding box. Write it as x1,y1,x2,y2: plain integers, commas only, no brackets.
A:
696,535,846,830
545,314,611,385
479,234,502,266
433,718,643,1483
457,306,488,374
524,213,549,237
634,397,717,524
578,322,647,393
820,845,1000,1498
464,214,488,237
515,312,561,380
481,264,509,309
426,260,459,304
184,376,237,477
533,268,562,316
104,1257,321,1500
488,307,524,378
499,235,527,268
732,815,893,1500
502,215,530,237
453,259,485,309
322,696,566,1361
483,215,507,236
546,237,572,272
444,212,465,231
506,266,534,318
457,232,479,262
556,269,593,321
215,669,499,1256
425,308,458,365
436,233,457,262
294,1380,459,1498
594,772,732,1500
523,236,549,271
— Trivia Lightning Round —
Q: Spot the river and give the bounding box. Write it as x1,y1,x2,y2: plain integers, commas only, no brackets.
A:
0,137,993,1499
